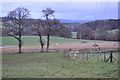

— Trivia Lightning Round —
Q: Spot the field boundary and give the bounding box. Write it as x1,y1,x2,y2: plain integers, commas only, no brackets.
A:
2,47,118,53
64,49,118,62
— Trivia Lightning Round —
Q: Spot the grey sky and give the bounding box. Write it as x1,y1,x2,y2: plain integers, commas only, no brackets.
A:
1,2,118,20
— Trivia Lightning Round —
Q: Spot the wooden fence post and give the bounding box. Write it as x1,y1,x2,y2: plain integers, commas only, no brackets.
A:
92,53,94,57
104,53,106,62
87,53,88,61
98,53,99,61
110,51,113,63
105,51,113,63
83,53,84,60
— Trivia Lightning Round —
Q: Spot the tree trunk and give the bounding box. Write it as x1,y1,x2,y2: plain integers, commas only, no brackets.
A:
38,34,44,52
18,38,22,53
18,25,22,53
41,45,44,52
46,34,50,52
46,16,50,52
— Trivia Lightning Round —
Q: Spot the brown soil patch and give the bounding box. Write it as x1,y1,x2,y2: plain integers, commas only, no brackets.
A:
2,41,118,53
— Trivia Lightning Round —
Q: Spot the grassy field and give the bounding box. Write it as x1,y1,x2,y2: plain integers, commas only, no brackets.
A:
2,52,118,78
1,36,113,46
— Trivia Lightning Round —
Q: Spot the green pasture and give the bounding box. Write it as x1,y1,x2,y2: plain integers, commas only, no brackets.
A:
1,36,112,46
107,29,118,33
2,52,118,78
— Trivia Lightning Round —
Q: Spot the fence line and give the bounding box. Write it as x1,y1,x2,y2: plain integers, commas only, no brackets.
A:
2,47,118,63
64,49,118,63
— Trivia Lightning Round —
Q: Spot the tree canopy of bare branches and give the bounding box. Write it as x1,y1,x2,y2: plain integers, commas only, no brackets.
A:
42,8,55,51
30,19,45,52
3,7,30,53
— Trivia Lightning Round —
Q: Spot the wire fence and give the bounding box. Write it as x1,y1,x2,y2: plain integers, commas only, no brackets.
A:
63,49,118,63
2,47,118,63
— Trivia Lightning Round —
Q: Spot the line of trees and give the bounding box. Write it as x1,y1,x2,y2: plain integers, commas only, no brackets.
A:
71,20,119,41
2,7,70,53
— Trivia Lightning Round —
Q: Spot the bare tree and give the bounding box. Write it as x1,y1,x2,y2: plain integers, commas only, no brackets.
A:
76,25,92,39
30,19,45,52
42,8,55,52
3,7,30,53
54,23,72,38
42,8,65,51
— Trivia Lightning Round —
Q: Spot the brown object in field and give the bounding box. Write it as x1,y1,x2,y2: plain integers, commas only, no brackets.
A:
93,44,101,50
93,44,99,46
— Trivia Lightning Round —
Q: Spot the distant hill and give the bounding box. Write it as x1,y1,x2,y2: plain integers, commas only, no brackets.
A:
59,19,94,23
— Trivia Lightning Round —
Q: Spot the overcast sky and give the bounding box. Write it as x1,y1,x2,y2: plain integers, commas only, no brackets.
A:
1,2,118,20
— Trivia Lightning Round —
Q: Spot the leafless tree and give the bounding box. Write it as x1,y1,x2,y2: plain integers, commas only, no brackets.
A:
76,25,92,39
30,19,45,52
42,8,55,52
3,7,30,53
42,8,65,51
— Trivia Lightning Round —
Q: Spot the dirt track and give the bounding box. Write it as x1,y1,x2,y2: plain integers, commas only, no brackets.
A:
2,41,118,53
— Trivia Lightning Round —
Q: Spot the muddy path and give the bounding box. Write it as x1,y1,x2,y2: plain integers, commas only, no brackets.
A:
2,41,118,53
